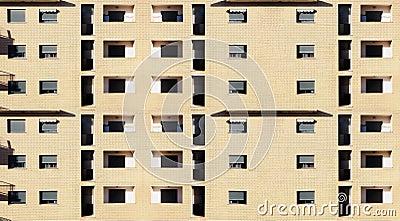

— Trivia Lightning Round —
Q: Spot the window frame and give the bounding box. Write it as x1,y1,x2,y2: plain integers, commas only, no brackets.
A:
297,80,315,94
228,9,247,23
7,119,26,133
229,45,247,59
297,45,315,59
296,119,315,133
8,45,26,59
7,9,26,23
8,81,26,94
296,9,315,23
39,45,58,59
39,155,58,169
39,119,58,133
228,119,247,133
228,191,247,204
39,9,58,23
8,191,26,204
297,191,315,204
39,81,58,94
296,155,315,169
228,80,247,94
229,155,247,169
8,155,26,169
39,191,58,204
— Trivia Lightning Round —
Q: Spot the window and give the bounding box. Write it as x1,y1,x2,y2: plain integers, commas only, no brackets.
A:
39,191,57,204
229,191,246,204
365,155,383,168
108,189,125,203
161,189,178,203
161,79,179,93
161,45,178,57
161,155,179,168
7,119,26,133
39,45,57,58
297,45,315,58
365,121,383,132
39,119,58,133
8,191,26,204
296,9,315,23
297,81,315,94
229,45,247,58
8,155,26,169
108,45,125,57
297,191,315,204
108,79,125,93
364,11,383,22
39,155,57,169
108,11,125,22
7,9,25,23
104,121,125,132
229,81,247,94
296,119,315,133
366,79,383,93
161,121,183,132
108,155,125,168
297,155,314,169
228,119,247,133
366,189,383,203
8,45,26,58
39,81,57,94
229,155,247,169
228,9,247,23
161,11,179,22
365,45,382,58
8,81,26,94
39,9,58,23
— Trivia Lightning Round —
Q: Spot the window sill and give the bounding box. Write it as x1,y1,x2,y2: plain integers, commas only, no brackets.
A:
7,22,27,24
8,58,27,60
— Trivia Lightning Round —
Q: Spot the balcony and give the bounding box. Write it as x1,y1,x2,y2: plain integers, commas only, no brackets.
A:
361,5,391,22
151,76,182,93
103,115,134,133
151,186,182,204
361,186,392,203
151,115,183,132
103,5,134,22
339,40,351,71
193,115,205,145
151,151,182,168
81,115,94,146
361,41,392,58
192,76,205,106
82,76,94,106
0,71,14,91
104,186,135,204
361,151,392,168
104,77,135,94
151,41,183,58
81,150,94,181
361,77,391,94
151,5,182,22
192,40,205,71
104,151,134,168
104,41,135,58
81,5,94,35
338,76,351,107
192,186,205,217
192,150,205,181
81,40,94,71
338,150,351,181
192,4,205,35
360,115,391,133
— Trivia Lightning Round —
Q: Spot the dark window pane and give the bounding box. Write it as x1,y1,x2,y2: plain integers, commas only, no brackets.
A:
366,189,383,203
108,45,125,57
108,155,125,168
365,155,383,168
161,189,178,203
109,189,125,203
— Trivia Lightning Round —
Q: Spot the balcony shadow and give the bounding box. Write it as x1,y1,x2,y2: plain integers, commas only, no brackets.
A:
0,31,14,56
0,140,13,166
211,1,332,7
0,0,75,6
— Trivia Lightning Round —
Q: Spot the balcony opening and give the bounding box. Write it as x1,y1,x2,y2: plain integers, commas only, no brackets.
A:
151,41,182,58
192,40,205,71
338,115,351,146
338,186,352,216
81,76,94,106
103,115,134,133
104,151,134,168
361,5,391,22
104,41,134,58
361,41,392,58
81,150,94,181
103,5,134,22
104,77,134,93
361,115,391,132
151,115,183,132
151,186,182,203
81,115,94,146
151,151,182,168
151,5,182,22
192,4,205,35
192,76,205,106
192,186,205,217
361,186,392,203
338,150,351,181
338,76,351,106
338,4,351,35
339,40,351,71
193,115,205,145
81,186,94,217
361,77,391,94
81,40,94,71
104,186,135,203
361,151,392,168
192,150,205,181
81,4,94,35
151,76,182,93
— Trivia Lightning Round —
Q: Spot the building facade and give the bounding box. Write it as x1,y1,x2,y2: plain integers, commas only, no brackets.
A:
0,0,399,220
